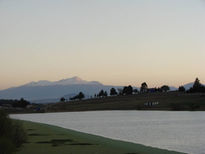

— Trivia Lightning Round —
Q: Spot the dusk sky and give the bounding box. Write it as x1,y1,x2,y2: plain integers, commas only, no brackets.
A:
0,0,205,90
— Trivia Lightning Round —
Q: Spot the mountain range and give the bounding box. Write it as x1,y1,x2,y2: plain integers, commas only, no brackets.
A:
25,76,101,87
0,76,203,103
0,77,122,103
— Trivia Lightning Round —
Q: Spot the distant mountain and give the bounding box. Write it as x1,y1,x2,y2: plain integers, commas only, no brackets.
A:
0,77,121,103
24,76,102,87
183,82,194,90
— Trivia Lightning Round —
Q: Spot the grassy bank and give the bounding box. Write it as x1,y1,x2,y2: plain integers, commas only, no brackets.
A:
16,120,184,154
47,92,205,112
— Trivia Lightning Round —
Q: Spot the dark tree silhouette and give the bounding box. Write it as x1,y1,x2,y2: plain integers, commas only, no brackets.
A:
178,86,185,92
161,85,170,92
122,85,133,95
78,92,85,100
110,88,118,96
188,78,205,93
12,98,30,108
193,78,202,89
70,92,85,100
98,90,104,97
98,90,107,97
140,82,148,93
60,97,66,102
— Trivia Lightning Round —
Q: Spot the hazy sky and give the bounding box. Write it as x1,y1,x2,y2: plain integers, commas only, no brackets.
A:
0,0,205,90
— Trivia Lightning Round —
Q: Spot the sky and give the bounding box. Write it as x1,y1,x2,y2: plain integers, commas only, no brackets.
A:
0,0,205,90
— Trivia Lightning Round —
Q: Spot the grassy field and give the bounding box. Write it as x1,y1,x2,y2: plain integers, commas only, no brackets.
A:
46,92,205,112
16,120,184,154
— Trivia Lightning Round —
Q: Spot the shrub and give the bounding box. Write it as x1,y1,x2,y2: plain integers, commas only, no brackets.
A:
0,110,27,154
11,121,27,147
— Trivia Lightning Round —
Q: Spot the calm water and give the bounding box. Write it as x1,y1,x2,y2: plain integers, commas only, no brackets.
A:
11,111,205,154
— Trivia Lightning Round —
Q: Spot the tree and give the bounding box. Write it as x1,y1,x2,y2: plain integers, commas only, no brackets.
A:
178,86,185,92
110,88,117,96
12,98,30,108
127,85,133,95
70,92,85,101
78,92,85,100
188,78,205,93
98,90,107,97
98,90,104,97
0,110,27,154
193,78,201,89
60,97,66,102
161,85,170,92
140,82,148,93
122,85,133,95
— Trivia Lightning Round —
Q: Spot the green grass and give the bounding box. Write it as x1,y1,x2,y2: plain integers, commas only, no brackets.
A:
16,120,185,154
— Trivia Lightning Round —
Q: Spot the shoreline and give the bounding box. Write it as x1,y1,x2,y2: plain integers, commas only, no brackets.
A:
16,119,185,154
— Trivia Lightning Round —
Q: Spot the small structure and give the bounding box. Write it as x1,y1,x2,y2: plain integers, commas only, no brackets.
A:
144,102,159,107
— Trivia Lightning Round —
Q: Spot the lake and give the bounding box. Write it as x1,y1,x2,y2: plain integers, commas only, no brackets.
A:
10,111,205,154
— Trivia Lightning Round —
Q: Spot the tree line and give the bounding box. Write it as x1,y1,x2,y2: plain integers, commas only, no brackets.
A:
0,98,30,108
60,78,205,102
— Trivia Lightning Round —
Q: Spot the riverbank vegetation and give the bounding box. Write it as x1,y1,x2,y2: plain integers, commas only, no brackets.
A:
0,110,27,154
